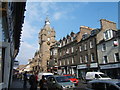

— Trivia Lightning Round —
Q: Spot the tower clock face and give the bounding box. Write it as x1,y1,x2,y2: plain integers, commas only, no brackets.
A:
47,41,50,45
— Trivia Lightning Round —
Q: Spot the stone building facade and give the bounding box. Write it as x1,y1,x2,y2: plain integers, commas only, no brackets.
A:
38,17,56,72
48,19,119,79
0,2,26,89
97,19,120,78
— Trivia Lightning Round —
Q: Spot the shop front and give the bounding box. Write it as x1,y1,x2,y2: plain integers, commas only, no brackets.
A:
89,63,99,72
100,63,120,79
77,64,87,80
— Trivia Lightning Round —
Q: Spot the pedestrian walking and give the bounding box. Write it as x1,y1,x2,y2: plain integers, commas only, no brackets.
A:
29,74,37,90
39,75,48,90
23,71,27,88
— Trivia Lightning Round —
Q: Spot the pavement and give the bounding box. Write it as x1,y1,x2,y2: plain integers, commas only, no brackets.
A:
10,79,31,90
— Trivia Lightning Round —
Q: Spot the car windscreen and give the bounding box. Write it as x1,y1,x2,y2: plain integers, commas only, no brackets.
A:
116,82,120,87
56,76,70,83
44,75,53,79
99,74,109,78
66,76,74,79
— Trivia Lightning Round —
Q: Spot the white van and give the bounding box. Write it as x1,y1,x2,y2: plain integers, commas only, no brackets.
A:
85,72,111,82
37,72,53,81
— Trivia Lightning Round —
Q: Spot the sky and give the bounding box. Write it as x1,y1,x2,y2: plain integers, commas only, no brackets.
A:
16,2,118,65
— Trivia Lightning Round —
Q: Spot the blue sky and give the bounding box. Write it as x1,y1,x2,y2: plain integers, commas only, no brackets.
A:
16,2,118,65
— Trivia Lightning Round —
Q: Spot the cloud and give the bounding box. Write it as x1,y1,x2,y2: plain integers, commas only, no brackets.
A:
53,12,62,20
16,42,38,65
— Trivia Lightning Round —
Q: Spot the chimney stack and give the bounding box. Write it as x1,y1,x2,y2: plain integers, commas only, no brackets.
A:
100,19,117,30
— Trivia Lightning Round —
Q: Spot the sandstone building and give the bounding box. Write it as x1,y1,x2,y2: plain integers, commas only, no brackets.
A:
38,17,56,72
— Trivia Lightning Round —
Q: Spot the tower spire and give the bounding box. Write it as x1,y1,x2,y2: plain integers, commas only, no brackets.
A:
45,16,50,25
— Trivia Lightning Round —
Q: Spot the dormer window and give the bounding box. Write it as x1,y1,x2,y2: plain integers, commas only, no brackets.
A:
104,29,113,40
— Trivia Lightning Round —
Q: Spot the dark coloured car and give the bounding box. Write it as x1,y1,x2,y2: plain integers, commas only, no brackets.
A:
86,79,120,90
47,75,75,90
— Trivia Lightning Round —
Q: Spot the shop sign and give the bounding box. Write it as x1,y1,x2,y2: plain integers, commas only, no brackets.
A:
100,63,120,69
90,63,98,68
77,64,87,69
71,66,76,68
14,61,19,67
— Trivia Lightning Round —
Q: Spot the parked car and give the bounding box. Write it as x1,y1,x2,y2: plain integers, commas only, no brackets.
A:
63,74,79,86
85,72,111,82
37,72,53,82
47,75,75,90
86,79,120,90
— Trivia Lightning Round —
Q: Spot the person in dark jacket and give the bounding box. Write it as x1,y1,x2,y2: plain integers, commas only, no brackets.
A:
29,75,37,90
39,75,47,90
23,71,27,88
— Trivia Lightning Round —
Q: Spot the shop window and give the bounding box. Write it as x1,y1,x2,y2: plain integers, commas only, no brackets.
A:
114,53,119,62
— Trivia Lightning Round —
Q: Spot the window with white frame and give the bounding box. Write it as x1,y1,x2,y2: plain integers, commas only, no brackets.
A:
79,56,82,63
102,43,106,51
64,60,65,65
67,39,69,44
71,47,74,53
59,43,62,47
79,45,82,51
91,53,94,62
63,41,65,46
72,58,74,64
66,48,69,54
85,55,88,63
59,61,61,66
104,30,113,40
114,53,119,62
103,56,108,64
90,41,93,48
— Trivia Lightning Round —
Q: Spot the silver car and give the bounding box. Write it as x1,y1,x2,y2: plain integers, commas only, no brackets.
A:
47,75,75,90
86,79,120,90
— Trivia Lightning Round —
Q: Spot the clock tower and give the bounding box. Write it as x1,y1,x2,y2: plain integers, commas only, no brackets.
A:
38,17,56,72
